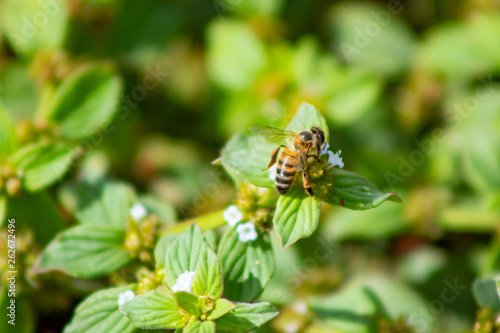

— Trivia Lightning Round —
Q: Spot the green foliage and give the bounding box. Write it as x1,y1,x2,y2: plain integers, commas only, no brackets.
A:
70,181,136,228
0,0,69,57
218,227,274,302
10,142,77,192
64,286,136,333
120,225,278,332
207,20,266,91
1,1,498,332
121,291,184,329
192,248,223,299
473,276,500,314
34,225,132,278
43,65,123,140
214,302,280,332
274,184,321,248
0,105,17,160
165,225,211,289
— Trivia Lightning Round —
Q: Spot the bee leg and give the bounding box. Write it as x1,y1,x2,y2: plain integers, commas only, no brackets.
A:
265,144,286,170
302,170,314,197
308,154,323,164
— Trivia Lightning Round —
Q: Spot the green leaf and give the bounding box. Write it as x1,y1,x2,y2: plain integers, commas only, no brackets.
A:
327,68,383,126
64,285,136,333
221,102,329,189
323,201,406,241
45,65,123,140
320,168,401,210
120,291,185,329
72,181,136,229
34,225,132,278
6,192,64,245
173,292,201,317
285,102,329,141
0,0,69,57
418,23,487,80
0,104,17,160
10,142,78,192
207,20,266,90
329,2,415,77
273,183,321,248
207,299,235,321
0,63,38,118
218,228,275,302
192,248,223,299
310,275,429,332
462,129,500,193
221,134,276,188
184,317,215,333
215,302,279,333
154,233,178,268
139,195,177,226
165,225,210,290
473,276,500,314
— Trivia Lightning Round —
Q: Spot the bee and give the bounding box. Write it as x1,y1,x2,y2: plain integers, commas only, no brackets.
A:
249,126,326,197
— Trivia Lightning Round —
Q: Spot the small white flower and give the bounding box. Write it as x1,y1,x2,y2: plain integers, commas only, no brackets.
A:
130,203,148,221
268,164,277,181
327,150,344,168
284,322,300,333
320,142,330,155
118,290,135,307
236,222,258,242
293,301,308,315
223,205,243,227
172,271,196,293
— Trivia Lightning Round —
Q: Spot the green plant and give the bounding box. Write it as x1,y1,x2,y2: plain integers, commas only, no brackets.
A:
22,103,397,332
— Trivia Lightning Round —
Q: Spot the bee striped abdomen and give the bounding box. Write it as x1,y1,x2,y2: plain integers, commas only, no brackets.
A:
275,149,297,194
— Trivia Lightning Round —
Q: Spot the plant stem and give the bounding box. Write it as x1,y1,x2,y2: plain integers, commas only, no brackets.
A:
159,210,226,235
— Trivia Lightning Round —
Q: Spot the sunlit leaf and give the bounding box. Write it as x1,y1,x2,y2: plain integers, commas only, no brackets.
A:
10,142,78,192
173,292,201,317
273,183,321,248
207,299,235,321
165,225,210,290
64,286,136,333
72,181,136,229
192,248,223,299
207,20,266,90
120,291,185,329
318,168,401,210
34,225,132,278
218,228,274,301
0,0,69,57
45,65,123,140
214,302,279,333
0,104,17,161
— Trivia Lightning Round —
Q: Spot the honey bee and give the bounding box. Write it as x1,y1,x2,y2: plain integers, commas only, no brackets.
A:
249,126,326,197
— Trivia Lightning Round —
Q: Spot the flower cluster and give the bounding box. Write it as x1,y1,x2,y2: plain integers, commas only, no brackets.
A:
223,205,258,242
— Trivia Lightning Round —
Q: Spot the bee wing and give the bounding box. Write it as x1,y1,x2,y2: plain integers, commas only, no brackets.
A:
295,147,309,172
249,126,295,143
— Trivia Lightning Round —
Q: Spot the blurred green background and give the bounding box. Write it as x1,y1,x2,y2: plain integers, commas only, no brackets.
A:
1,0,500,332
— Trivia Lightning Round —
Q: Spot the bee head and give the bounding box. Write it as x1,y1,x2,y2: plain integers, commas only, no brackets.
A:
310,127,325,150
